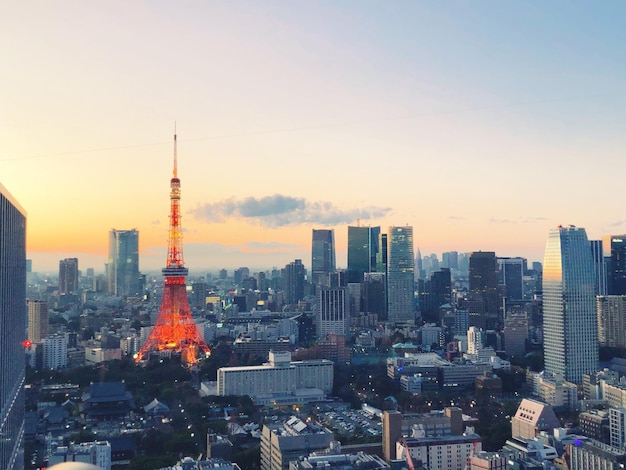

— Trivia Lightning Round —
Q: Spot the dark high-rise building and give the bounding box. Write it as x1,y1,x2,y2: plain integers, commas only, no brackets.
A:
311,229,336,286
58,257,79,295
497,257,525,302
430,268,452,314
282,259,305,305
107,229,140,298
363,272,386,319
387,226,415,324
192,282,208,310
590,240,608,296
0,182,26,469
347,226,380,283
611,235,626,295
376,232,388,273
543,225,597,384
469,251,499,329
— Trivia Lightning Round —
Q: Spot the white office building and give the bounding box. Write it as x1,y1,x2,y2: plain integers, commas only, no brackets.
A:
217,351,332,405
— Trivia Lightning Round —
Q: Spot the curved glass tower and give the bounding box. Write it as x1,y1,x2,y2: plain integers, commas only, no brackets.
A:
543,225,598,384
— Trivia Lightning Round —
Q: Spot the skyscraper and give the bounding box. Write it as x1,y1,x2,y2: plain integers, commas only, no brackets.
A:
58,257,79,295
543,225,598,384
611,235,626,295
316,287,348,338
376,232,388,273
282,259,305,305
387,225,415,324
468,251,499,329
0,182,26,469
311,229,336,286
27,300,48,343
107,229,140,298
590,240,608,296
497,257,525,302
347,226,380,283
429,268,452,319
363,272,387,320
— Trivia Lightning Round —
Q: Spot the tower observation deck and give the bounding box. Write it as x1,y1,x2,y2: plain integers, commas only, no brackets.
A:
134,132,211,368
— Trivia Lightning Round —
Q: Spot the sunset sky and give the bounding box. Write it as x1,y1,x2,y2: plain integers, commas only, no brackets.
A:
2,2,626,274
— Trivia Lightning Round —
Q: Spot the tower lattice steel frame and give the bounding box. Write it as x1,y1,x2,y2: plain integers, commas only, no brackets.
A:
135,132,211,367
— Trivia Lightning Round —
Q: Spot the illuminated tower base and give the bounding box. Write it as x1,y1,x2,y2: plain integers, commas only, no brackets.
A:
135,273,210,366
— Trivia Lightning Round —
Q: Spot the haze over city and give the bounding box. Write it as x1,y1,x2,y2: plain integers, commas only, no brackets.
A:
3,2,626,272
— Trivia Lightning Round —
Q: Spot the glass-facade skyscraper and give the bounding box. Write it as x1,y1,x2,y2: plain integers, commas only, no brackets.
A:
0,182,26,469
107,229,140,298
543,225,598,384
387,225,415,324
611,235,626,295
347,226,380,283
311,229,336,286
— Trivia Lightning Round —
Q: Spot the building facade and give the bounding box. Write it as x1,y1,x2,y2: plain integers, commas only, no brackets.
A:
311,229,335,286
282,260,305,306
217,351,333,404
387,225,415,324
316,287,348,338
543,226,598,384
469,251,499,330
27,299,49,343
611,235,626,295
261,416,334,470
58,257,79,295
107,229,140,298
0,182,26,470
597,296,626,348
43,334,68,370
497,257,525,303
590,240,608,296
347,226,380,283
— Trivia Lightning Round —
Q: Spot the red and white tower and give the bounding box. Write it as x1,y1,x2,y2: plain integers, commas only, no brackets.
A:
135,132,211,367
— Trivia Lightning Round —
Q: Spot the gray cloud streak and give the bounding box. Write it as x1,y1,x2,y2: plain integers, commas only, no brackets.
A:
191,194,391,227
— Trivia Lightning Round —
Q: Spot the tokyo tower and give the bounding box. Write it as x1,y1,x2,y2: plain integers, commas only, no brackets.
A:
135,132,211,368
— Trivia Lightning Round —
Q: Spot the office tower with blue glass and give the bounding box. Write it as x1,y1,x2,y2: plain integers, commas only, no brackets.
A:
347,225,380,283
0,182,26,469
311,229,336,286
543,225,598,384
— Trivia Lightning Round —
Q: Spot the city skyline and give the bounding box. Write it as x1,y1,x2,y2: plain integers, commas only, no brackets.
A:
3,2,626,272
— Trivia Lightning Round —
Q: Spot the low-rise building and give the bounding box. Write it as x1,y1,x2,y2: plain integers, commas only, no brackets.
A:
217,351,332,406
260,416,336,470
47,441,111,470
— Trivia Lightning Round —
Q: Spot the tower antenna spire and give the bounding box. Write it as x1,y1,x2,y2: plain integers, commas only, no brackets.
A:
173,122,178,178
